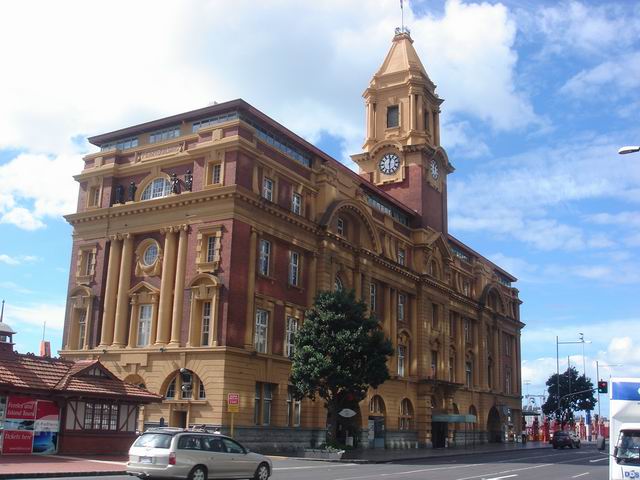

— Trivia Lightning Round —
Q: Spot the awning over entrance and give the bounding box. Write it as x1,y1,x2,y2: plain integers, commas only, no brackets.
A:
432,414,477,423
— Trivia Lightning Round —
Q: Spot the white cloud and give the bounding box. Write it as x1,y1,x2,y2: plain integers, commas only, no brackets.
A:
3,302,66,331
561,52,640,98
0,153,80,229
0,281,34,295
0,254,38,265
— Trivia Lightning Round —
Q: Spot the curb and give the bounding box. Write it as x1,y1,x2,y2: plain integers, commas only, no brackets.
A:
0,471,126,479
296,444,553,464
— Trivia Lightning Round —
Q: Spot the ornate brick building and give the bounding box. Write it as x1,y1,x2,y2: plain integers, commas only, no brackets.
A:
61,31,523,450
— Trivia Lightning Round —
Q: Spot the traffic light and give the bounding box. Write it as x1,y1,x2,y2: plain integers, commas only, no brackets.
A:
598,380,608,394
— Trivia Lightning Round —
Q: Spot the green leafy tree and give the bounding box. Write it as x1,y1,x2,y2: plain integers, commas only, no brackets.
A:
541,366,596,426
289,289,393,444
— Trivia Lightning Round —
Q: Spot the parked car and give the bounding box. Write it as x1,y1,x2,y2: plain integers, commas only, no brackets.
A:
552,430,581,449
127,428,272,480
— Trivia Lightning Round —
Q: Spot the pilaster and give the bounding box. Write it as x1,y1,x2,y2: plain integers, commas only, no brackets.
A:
169,226,188,346
156,227,178,345
113,234,133,347
99,237,122,347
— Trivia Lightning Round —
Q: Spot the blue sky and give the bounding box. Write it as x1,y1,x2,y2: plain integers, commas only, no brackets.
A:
1,0,639,415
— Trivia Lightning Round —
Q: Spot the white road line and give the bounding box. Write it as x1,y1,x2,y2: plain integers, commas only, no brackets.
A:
331,463,482,480
572,473,590,478
274,464,358,470
589,457,608,463
455,455,605,480
484,475,518,480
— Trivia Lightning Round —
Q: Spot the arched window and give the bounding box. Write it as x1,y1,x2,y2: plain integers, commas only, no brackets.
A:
141,177,171,201
399,398,413,430
370,395,385,416
164,370,206,400
334,275,344,291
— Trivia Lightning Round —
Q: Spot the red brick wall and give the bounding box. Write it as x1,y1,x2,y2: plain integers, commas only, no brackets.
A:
59,431,137,455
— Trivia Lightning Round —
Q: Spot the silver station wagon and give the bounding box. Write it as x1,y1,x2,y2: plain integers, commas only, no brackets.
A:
127,428,272,480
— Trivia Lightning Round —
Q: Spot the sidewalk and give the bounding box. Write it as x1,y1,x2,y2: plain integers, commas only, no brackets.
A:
340,440,553,463
0,454,128,479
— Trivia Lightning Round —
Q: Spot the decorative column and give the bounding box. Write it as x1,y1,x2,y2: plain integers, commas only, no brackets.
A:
244,228,258,348
113,234,133,347
390,290,398,368
409,93,416,131
493,327,502,394
99,236,123,347
127,296,139,348
456,315,465,383
169,226,188,346
382,284,391,339
156,228,178,345
479,319,488,390
354,267,362,300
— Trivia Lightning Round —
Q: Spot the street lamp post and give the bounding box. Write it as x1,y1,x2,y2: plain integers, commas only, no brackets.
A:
556,336,589,419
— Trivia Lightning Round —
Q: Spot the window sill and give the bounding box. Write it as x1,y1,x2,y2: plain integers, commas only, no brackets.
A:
196,260,220,274
76,274,94,285
257,273,276,284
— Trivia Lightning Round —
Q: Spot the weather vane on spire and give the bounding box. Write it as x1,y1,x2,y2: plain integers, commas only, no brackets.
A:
396,0,411,36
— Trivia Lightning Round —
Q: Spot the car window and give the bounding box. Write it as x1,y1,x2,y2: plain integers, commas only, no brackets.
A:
203,436,225,452
178,435,203,450
133,433,172,449
222,438,245,454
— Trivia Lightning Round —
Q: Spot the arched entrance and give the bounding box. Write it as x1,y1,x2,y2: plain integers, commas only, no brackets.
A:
368,395,386,448
487,406,502,443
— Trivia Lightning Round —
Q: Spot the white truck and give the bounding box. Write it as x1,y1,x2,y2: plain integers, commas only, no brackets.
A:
599,377,640,479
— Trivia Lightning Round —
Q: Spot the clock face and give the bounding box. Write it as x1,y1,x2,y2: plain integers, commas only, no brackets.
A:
430,159,439,179
379,153,400,175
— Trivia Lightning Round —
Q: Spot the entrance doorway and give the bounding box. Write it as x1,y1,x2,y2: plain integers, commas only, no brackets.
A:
171,410,187,428
432,421,447,448
487,406,502,443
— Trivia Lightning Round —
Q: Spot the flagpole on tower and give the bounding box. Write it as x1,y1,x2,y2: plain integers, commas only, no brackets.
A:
401,0,404,32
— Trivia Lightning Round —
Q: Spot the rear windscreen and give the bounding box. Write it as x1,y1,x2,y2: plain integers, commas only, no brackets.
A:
133,433,172,449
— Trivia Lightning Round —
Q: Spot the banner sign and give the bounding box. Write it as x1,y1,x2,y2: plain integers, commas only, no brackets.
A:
227,393,240,413
1,397,60,455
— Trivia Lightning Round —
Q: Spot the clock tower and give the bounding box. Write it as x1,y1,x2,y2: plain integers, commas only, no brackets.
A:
351,29,453,233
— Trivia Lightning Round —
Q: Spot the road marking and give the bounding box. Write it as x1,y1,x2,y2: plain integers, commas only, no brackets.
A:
483,475,518,480
572,473,590,478
589,457,608,463
332,463,482,480
455,455,605,480
274,464,358,470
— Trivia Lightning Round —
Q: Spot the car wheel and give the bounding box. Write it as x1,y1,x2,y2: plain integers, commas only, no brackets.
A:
254,462,270,480
576,442,580,449
188,465,208,480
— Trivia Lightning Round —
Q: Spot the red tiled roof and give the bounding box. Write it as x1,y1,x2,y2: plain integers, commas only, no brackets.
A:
0,351,160,403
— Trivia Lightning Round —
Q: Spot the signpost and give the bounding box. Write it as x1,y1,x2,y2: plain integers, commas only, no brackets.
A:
227,393,240,437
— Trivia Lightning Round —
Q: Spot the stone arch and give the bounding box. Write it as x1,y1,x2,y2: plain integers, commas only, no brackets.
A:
370,141,403,158
480,284,506,313
469,404,478,430
66,285,94,350
123,373,147,390
320,199,382,254
399,398,414,430
369,395,386,416
161,368,206,401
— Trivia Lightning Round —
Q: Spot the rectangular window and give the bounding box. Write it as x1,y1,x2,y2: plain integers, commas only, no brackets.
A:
369,282,377,311
431,351,438,379
466,361,473,387
449,312,455,337
463,280,471,296
83,403,94,429
149,126,180,144
89,186,101,207
504,335,512,356
398,345,406,377
291,192,302,215
100,137,138,152
258,239,271,276
262,177,274,201
211,163,222,185
387,105,399,128
285,316,298,358
337,217,345,236
83,251,95,276
77,309,87,349
254,309,269,353
464,318,471,343
397,248,406,266
287,386,301,427
206,236,217,263
397,293,406,322
201,301,211,346
137,304,152,347
254,383,273,426
289,251,300,287
505,369,512,394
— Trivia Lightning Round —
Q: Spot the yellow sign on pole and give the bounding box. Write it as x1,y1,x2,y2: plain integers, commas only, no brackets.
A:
227,393,240,437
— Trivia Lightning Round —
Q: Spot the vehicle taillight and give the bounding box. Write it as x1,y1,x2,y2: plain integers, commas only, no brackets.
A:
168,452,176,465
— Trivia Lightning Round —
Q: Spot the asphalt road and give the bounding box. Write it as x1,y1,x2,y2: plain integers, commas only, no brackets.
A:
23,445,610,480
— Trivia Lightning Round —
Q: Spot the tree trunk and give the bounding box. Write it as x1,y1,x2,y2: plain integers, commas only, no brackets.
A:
326,400,339,445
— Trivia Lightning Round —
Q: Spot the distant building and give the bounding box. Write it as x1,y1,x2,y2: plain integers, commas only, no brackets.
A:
0,322,160,455
61,30,523,450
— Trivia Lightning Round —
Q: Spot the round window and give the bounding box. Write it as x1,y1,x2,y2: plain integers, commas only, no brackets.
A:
143,244,158,266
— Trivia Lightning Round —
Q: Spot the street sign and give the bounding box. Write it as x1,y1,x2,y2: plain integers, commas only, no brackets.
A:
338,408,357,418
227,393,240,413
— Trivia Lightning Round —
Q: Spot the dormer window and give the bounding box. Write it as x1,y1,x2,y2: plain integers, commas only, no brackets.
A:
387,105,399,128
337,217,346,236
141,177,171,201
149,126,180,144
